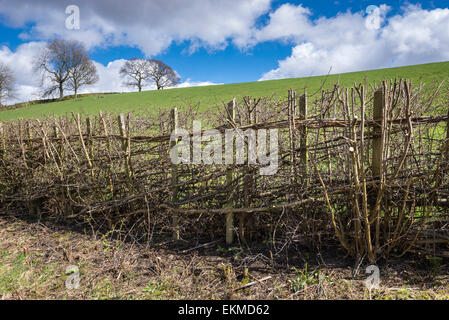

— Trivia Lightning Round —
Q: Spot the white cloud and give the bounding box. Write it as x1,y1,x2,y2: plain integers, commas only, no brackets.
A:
0,0,272,56
381,7,449,66
0,41,45,102
258,4,449,80
175,79,222,88
2,2,449,103
83,59,132,94
255,4,312,43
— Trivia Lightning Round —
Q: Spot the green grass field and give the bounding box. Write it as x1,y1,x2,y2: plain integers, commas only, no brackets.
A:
1,61,448,121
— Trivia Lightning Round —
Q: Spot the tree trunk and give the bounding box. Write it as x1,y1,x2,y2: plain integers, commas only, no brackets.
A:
59,85,64,99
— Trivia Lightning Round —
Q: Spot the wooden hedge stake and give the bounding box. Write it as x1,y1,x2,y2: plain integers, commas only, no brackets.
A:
0,122,5,161
52,123,63,166
118,114,132,181
446,100,449,157
86,116,93,161
372,88,384,178
240,97,259,243
76,114,93,169
26,121,32,154
99,111,115,198
371,86,386,254
288,89,297,184
170,107,180,241
226,99,236,245
299,93,308,185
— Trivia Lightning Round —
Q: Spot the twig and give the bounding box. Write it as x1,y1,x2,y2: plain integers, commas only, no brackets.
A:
234,276,272,292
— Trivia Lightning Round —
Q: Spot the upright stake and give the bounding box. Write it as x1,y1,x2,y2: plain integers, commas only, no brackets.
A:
446,100,449,157
17,120,27,168
170,107,180,241
0,122,5,162
226,98,236,245
288,89,297,184
86,116,93,160
53,123,62,166
372,88,384,178
299,93,308,185
99,111,114,198
118,114,132,180
371,85,387,255
76,114,92,169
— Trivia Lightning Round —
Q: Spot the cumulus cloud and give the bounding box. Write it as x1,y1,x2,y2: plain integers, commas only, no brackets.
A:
85,60,131,94
0,41,45,102
0,0,271,56
175,80,222,88
258,4,449,80
1,1,449,102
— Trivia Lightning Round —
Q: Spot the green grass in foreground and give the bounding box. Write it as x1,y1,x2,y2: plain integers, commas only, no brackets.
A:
1,61,448,121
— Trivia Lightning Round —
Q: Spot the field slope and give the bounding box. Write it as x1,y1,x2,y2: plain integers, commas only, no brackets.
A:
1,61,448,121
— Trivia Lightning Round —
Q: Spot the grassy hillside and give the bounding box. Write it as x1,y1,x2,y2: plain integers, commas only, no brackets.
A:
1,61,448,121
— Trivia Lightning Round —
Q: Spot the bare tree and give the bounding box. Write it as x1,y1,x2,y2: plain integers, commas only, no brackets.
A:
34,39,72,99
34,39,98,100
67,44,99,99
0,63,15,107
120,58,180,92
147,59,180,90
119,58,150,92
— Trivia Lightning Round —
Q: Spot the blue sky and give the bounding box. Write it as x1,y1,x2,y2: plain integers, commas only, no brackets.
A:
87,0,449,83
0,0,448,102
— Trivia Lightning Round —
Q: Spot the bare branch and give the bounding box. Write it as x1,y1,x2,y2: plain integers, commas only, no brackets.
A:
0,63,15,107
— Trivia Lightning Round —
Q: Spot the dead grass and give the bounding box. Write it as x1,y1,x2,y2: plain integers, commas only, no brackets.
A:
0,215,448,300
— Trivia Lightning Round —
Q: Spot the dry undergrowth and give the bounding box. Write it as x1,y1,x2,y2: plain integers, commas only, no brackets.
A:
0,215,448,300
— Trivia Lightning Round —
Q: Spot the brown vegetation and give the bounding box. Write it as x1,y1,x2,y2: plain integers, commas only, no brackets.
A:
0,80,448,267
